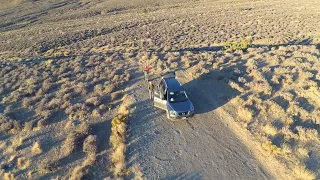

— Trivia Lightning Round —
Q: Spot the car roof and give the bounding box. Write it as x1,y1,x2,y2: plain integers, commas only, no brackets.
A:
163,78,184,92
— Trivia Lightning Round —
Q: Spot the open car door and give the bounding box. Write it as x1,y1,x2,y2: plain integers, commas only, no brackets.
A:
154,86,167,110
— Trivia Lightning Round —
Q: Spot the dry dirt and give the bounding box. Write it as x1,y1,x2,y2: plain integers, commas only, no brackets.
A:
1,0,320,179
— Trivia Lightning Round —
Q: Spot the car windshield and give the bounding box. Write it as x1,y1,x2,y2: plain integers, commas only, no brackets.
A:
168,91,188,103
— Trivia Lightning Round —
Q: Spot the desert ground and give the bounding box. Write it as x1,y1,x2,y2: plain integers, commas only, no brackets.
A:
1,0,320,179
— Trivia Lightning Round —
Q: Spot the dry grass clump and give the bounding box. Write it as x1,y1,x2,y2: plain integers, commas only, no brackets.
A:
296,126,319,142
17,157,30,170
63,123,90,156
109,94,135,177
0,114,17,134
70,155,96,180
83,135,97,155
237,106,253,123
292,164,316,180
85,96,101,106
7,136,24,153
263,123,278,136
262,140,283,156
32,141,42,155
228,80,245,93
3,172,14,180
65,103,90,120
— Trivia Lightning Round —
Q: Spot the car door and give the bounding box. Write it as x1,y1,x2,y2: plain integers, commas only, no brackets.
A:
154,80,167,110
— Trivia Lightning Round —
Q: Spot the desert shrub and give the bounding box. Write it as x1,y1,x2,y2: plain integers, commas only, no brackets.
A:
292,164,316,180
83,135,97,155
237,106,253,123
70,155,96,180
7,136,23,153
24,121,34,131
263,123,278,136
140,8,147,13
262,140,283,156
99,104,106,110
296,126,319,142
85,96,101,106
91,109,101,117
32,142,42,155
0,114,13,133
93,84,104,96
75,82,87,95
296,147,309,158
228,80,245,92
104,84,117,94
246,59,258,70
63,123,90,156
224,39,250,51
3,173,14,180
66,103,90,120
111,143,126,176
17,157,30,170
37,118,47,128
111,91,123,101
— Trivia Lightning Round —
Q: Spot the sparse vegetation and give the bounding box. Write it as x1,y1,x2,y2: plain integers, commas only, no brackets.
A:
109,94,135,177
1,0,320,179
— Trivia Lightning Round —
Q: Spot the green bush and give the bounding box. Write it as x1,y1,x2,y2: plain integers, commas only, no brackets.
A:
224,39,251,51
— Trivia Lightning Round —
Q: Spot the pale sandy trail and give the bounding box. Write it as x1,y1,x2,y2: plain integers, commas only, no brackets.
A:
126,70,273,180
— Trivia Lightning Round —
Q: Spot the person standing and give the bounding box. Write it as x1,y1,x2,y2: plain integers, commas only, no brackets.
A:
148,81,154,99
143,65,150,82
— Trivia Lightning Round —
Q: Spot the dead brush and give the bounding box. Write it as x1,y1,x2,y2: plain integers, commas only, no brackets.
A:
292,164,316,180
85,96,101,106
63,122,90,156
237,106,253,124
83,135,98,155
70,155,96,180
263,123,278,136
32,141,42,155
262,140,283,156
296,126,319,142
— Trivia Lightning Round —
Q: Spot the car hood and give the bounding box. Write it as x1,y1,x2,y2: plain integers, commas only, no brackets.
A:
168,100,191,112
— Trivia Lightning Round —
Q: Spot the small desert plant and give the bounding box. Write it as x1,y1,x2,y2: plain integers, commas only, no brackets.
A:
292,164,316,180
237,106,253,123
83,135,98,155
4,173,14,180
63,123,90,156
262,140,283,156
17,157,30,170
91,109,101,117
224,39,250,51
263,123,278,136
32,142,42,155
85,96,101,106
140,8,147,14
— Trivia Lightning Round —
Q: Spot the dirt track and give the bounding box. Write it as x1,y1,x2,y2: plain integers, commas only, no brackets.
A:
127,70,279,179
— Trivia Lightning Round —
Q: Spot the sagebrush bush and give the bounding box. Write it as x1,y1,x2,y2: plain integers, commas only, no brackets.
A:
83,135,98,155
32,142,42,155
237,106,253,123
63,123,90,156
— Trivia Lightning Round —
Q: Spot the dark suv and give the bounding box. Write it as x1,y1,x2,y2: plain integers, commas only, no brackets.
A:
153,73,194,120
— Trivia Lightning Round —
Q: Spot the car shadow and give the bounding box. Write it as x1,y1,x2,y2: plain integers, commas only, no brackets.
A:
181,64,246,115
